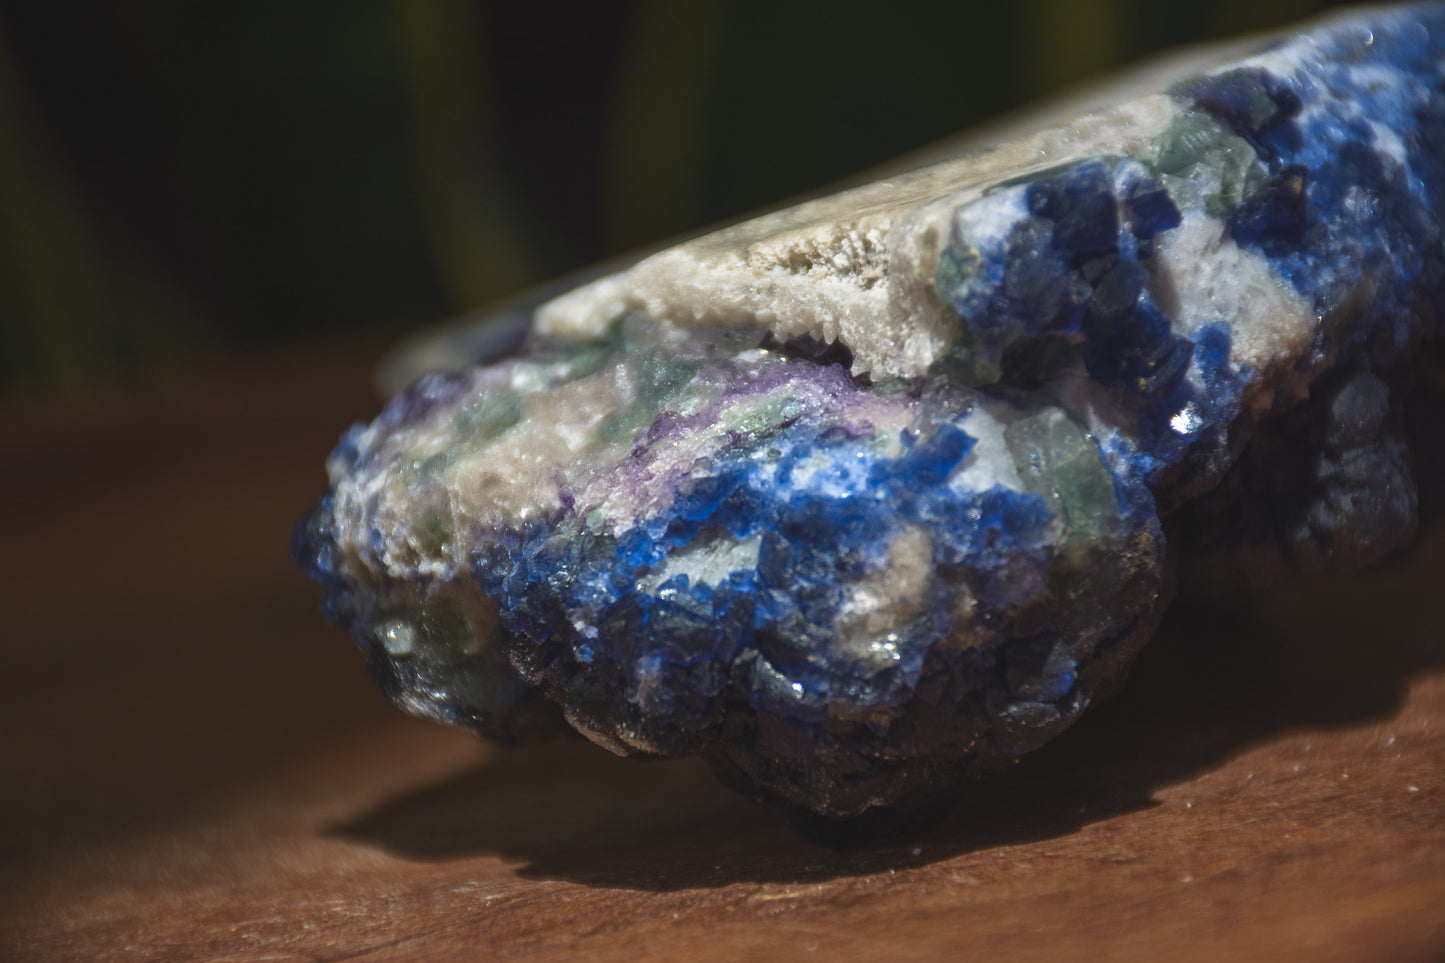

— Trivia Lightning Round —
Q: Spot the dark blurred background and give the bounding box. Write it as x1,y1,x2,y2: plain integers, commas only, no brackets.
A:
0,0,1351,397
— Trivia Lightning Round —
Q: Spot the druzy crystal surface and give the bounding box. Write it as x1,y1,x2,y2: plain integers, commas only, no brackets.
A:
295,5,1445,819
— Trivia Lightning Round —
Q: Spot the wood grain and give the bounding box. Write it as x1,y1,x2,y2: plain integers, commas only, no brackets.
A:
1,351,1441,962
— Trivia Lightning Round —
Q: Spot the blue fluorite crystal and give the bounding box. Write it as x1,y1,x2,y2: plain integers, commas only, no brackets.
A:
295,4,1444,819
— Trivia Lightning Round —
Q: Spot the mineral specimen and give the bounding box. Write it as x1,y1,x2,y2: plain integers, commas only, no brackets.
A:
294,4,1444,820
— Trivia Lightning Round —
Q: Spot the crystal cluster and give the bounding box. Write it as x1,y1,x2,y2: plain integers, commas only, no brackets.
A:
295,5,1444,819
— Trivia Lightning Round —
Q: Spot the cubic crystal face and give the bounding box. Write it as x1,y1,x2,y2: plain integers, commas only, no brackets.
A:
295,4,1444,819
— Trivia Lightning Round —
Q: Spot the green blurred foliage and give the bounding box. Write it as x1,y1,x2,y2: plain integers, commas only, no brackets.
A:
0,0,1340,394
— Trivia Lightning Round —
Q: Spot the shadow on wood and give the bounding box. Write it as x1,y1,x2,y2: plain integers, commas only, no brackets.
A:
332,519,1445,890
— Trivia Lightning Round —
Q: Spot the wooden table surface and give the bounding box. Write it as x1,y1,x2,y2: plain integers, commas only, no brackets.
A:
2,349,1442,962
